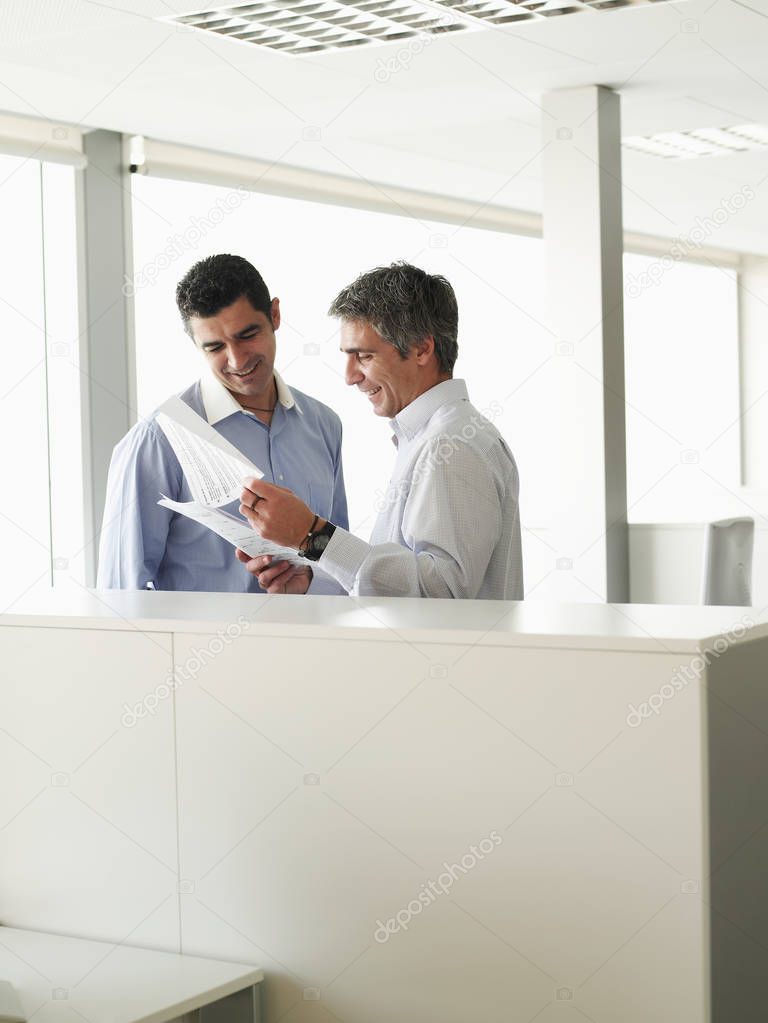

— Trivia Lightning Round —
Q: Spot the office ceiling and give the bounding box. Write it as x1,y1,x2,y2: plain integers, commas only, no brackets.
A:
1,0,768,252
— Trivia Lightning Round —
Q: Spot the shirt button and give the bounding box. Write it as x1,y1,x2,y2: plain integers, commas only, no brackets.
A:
279,474,284,481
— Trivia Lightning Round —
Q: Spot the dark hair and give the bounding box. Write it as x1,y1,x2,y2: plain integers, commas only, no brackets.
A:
176,254,272,335
328,261,458,375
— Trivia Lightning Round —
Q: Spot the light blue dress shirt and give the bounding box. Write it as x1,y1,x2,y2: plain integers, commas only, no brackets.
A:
97,371,348,593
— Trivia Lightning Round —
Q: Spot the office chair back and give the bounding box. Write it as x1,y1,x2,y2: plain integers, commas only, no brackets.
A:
701,517,754,606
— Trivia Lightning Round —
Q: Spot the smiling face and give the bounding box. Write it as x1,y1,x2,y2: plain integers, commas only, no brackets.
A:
189,294,280,405
341,319,442,419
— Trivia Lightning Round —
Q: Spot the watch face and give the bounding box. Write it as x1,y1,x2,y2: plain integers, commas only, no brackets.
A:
305,524,335,561
312,533,331,555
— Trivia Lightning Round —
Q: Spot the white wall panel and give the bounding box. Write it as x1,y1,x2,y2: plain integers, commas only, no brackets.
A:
175,632,706,1023
5,594,767,1022
0,626,178,950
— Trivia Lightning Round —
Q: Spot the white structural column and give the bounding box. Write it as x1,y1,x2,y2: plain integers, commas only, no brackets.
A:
541,86,629,603
77,130,135,584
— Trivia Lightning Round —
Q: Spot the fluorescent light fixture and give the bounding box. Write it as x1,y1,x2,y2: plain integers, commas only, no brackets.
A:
624,124,768,160
162,0,683,56
163,0,470,55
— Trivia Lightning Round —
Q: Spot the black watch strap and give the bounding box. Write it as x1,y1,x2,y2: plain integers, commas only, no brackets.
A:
301,521,337,562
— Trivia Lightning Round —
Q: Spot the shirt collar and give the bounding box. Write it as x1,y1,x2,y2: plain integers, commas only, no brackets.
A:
390,379,469,443
199,369,302,425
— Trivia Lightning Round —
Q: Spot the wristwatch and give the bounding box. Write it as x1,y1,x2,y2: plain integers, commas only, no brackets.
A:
300,521,337,562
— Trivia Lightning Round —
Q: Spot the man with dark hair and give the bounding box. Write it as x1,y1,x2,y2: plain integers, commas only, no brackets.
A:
237,262,523,600
98,254,348,592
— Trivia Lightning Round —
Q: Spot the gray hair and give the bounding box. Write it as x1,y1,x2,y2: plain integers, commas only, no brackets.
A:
328,262,458,375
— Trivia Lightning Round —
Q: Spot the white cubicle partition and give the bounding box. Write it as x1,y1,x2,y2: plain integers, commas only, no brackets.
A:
628,523,768,606
0,623,178,949
2,592,767,1023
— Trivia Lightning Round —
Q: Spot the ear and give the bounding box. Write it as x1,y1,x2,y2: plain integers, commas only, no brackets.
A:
413,335,435,365
271,297,281,331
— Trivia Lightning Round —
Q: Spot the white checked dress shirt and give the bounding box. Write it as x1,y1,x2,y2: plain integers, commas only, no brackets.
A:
316,379,523,599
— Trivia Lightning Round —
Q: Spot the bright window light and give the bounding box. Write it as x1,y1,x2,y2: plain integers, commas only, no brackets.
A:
0,156,83,608
0,155,49,607
129,174,550,562
623,253,740,522
129,175,741,594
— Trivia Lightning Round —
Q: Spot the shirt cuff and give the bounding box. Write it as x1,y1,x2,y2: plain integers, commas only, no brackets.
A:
306,563,346,596
317,527,371,593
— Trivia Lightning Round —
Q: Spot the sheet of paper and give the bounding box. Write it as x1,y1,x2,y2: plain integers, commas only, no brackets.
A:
158,496,305,567
155,395,262,507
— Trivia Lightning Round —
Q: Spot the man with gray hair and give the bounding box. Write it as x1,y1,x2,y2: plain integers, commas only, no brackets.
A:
237,261,523,600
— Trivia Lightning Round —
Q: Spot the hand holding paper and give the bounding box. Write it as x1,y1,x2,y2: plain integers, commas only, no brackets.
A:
158,497,305,566
235,549,312,594
154,397,305,568
239,477,317,550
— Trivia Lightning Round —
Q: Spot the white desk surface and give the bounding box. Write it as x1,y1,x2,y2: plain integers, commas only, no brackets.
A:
0,589,765,653
0,927,262,1023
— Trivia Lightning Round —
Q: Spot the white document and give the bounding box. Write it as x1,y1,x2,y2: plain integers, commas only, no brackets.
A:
154,397,300,568
158,497,305,567
155,395,262,507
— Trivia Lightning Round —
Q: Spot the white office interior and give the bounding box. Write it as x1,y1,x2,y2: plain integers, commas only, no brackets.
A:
1,0,768,1020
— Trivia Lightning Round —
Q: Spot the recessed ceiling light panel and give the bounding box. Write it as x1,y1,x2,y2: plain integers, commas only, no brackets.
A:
162,0,684,56
163,0,471,56
444,0,680,26
624,123,768,160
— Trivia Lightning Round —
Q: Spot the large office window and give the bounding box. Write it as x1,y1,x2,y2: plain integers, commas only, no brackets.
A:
130,173,743,594
0,156,83,608
623,254,740,523
130,175,551,543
